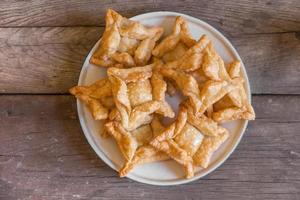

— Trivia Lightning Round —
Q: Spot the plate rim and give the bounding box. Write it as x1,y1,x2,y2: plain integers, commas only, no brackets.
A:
76,11,251,186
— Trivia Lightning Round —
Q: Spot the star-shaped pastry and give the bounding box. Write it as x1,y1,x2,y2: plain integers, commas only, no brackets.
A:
152,16,196,62
212,61,255,122
119,115,169,177
105,115,169,176
200,43,255,122
69,78,113,120
160,67,238,116
90,9,164,68
107,62,174,131
150,105,229,178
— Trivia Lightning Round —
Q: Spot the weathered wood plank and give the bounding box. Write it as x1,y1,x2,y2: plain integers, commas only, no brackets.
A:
0,0,299,35
0,95,299,200
0,27,102,94
0,27,299,94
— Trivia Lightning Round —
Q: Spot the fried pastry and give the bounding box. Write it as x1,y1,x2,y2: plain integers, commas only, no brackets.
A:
201,42,230,81
183,101,228,137
192,129,229,168
150,105,229,178
120,145,169,177
163,35,210,72
152,16,196,62
212,85,255,123
161,68,202,114
213,95,235,111
69,78,112,120
150,107,194,178
190,68,209,89
210,61,255,122
90,9,163,67
119,116,169,177
201,43,243,106
151,66,175,118
105,121,139,161
161,68,238,116
108,62,174,131
197,79,239,115
201,43,252,106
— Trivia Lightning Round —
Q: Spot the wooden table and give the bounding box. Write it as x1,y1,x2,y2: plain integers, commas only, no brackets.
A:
1,1,299,199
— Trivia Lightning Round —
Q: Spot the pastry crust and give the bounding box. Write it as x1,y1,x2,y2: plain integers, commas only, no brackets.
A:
152,16,196,60
213,94,235,111
208,60,255,122
201,42,230,81
197,79,238,115
90,9,163,67
212,79,255,123
131,124,153,146
161,68,202,114
200,42,255,122
164,35,210,72
150,105,230,178
105,121,161,167
184,101,228,137
120,145,169,177
127,79,153,107
108,63,174,131
105,121,138,161
174,124,204,156
161,68,237,116
193,129,229,168
119,115,169,177
227,61,243,107
69,79,112,120
150,107,195,178
151,68,175,118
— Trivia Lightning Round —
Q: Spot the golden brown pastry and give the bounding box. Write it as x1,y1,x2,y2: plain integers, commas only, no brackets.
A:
108,62,174,131
105,121,138,161
151,65,175,118
69,78,113,120
163,35,210,72
183,101,228,137
152,16,196,62
201,42,230,81
160,67,238,116
197,79,239,115
90,9,163,67
150,105,229,178
161,67,202,114
201,54,256,122
193,129,229,168
119,116,169,177
200,42,255,118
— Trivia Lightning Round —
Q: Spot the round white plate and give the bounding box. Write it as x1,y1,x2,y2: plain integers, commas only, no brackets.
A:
77,11,251,186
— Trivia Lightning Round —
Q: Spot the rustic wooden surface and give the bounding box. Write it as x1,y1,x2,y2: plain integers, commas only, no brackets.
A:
0,28,299,94
0,1,299,199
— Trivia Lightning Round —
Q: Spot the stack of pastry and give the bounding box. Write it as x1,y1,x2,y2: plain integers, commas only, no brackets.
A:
70,9,255,179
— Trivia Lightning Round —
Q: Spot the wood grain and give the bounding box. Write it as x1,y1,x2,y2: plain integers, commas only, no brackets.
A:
1,1,300,199
0,27,102,94
0,0,299,35
0,95,299,200
0,27,299,94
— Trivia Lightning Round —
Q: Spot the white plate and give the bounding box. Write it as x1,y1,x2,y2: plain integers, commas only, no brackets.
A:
77,11,251,186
